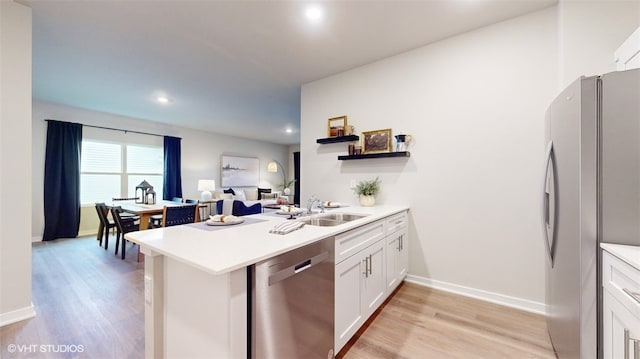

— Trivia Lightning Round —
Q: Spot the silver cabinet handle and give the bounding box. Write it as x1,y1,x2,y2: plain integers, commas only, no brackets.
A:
362,258,368,278
625,329,630,359
541,140,555,267
625,329,640,359
367,254,372,275
623,288,640,304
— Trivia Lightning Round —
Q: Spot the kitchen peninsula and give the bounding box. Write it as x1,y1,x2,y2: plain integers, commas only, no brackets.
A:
125,205,409,358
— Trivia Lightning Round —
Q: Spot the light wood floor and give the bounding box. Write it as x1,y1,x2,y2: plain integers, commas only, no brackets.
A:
1,236,555,358
337,282,555,359
0,236,144,358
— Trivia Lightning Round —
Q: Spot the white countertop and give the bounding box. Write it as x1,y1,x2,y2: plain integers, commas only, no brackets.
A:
601,243,640,271
125,205,409,276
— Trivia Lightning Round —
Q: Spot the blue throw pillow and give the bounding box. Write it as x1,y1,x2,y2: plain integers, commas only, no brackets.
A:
223,188,235,195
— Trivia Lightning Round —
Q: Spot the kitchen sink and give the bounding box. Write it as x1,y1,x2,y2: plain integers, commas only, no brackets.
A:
298,213,369,227
319,213,368,222
298,218,345,227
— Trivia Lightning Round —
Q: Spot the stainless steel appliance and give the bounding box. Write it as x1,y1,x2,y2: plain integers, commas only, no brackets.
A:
542,68,640,358
251,237,335,359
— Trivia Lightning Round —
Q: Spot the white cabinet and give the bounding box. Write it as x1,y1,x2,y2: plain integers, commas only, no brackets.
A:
385,212,409,292
386,229,408,292
335,232,386,352
615,26,640,71
361,239,386,318
602,249,640,359
334,210,409,353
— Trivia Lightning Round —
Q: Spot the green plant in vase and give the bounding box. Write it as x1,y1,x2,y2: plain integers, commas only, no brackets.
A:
279,178,296,195
354,177,380,206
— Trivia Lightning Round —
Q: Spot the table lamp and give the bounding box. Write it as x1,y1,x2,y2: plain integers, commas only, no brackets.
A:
198,179,216,201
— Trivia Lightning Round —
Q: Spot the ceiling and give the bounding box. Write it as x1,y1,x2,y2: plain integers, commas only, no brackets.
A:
25,0,556,145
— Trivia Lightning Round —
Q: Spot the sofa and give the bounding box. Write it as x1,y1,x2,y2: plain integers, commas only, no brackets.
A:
216,200,262,216
212,187,287,210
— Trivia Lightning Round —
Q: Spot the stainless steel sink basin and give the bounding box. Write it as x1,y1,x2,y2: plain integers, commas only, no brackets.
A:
298,218,345,227
320,213,368,222
298,213,368,227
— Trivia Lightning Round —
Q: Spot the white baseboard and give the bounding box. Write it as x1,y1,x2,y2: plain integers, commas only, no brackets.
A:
31,236,41,243
0,304,36,327
405,274,545,315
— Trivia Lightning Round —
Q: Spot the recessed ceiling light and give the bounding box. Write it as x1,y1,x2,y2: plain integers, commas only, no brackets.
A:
305,5,323,22
285,128,293,134
156,96,169,103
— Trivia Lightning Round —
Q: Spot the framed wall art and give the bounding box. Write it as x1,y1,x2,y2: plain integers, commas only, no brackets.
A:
362,129,392,154
327,115,348,137
221,155,259,187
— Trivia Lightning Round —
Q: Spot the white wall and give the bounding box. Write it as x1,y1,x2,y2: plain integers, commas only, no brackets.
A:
558,0,640,89
32,100,290,240
0,1,35,326
302,7,558,310
301,2,640,312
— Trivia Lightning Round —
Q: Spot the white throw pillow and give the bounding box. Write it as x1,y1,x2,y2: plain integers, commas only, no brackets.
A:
244,188,258,201
218,193,233,200
261,192,278,200
233,191,247,201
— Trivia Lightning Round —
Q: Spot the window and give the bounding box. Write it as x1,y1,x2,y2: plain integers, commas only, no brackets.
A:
80,140,163,205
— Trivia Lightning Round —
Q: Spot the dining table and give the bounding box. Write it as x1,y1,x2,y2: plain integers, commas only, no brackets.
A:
110,200,204,262
112,200,204,230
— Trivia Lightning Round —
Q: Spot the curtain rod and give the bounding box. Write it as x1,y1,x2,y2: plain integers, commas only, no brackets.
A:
45,119,180,139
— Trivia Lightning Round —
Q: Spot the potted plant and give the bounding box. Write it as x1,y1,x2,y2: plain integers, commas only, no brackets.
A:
279,178,296,195
354,177,380,207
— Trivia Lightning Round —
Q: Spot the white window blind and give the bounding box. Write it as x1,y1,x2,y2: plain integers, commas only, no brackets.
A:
127,145,163,174
80,140,164,205
81,141,121,173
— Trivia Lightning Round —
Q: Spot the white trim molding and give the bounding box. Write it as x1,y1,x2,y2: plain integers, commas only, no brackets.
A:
0,303,36,327
405,275,545,315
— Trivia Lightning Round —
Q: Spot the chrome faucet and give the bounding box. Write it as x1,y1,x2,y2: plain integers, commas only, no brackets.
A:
307,196,325,214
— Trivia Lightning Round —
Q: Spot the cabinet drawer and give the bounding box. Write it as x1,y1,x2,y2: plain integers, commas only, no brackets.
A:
385,212,408,235
335,221,384,264
603,251,640,318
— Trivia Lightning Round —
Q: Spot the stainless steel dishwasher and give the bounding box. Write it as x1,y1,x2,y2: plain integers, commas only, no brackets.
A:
250,237,335,359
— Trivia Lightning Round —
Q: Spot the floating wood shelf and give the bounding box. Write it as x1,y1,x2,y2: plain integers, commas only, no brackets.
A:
338,151,411,160
316,135,359,144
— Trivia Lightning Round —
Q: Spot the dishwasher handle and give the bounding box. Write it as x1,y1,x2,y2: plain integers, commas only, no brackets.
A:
268,251,329,286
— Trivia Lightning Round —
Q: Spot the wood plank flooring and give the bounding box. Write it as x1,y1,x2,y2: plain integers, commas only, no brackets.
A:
0,236,144,358
1,236,555,358
337,282,555,359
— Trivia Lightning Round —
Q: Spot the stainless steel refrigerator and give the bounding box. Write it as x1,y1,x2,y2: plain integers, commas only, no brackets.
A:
542,68,640,358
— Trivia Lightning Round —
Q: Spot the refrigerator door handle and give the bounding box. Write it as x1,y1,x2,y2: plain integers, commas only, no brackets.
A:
541,140,555,266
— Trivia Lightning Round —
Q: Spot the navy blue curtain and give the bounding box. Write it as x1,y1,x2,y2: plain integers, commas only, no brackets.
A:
163,136,182,200
43,120,82,241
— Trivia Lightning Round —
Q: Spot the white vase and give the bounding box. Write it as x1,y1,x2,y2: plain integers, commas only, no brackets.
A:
359,195,375,207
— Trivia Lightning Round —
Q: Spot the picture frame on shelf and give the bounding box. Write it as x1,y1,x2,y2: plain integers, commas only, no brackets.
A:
327,115,348,137
362,128,392,154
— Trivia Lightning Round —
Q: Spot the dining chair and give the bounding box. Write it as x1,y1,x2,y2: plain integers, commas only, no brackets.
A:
162,204,198,227
95,203,116,250
111,197,139,219
184,199,204,221
150,197,184,227
111,206,140,260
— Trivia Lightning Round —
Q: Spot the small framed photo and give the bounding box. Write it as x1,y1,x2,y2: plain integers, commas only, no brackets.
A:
362,129,392,154
327,115,348,137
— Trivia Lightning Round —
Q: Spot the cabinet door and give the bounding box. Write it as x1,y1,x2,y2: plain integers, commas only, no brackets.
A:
362,239,386,319
335,250,366,352
386,230,408,292
603,290,640,359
